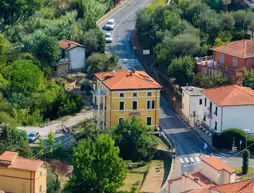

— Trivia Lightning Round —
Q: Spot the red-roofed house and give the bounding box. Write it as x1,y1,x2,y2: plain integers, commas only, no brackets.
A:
195,39,254,84
0,151,46,193
92,69,162,129
57,40,86,76
200,85,254,133
168,154,236,193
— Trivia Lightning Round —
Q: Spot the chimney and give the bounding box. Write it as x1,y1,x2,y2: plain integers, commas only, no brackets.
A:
112,70,116,76
186,83,189,90
130,71,133,76
131,68,135,74
210,153,214,157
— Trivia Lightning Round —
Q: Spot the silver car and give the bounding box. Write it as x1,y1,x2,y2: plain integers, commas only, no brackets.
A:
105,33,113,43
28,131,40,142
105,19,116,30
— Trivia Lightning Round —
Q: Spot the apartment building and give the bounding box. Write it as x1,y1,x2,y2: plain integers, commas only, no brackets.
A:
195,39,254,84
92,69,162,129
168,154,236,193
0,151,46,193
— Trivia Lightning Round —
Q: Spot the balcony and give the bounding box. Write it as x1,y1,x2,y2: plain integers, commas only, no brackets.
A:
195,56,217,68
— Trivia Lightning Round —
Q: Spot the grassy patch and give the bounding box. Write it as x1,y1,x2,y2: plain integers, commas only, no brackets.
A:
234,167,254,180
154,136,170,151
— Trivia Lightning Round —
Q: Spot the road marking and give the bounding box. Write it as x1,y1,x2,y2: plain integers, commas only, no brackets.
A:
184,157,189,163
128,28,134,41
112,0,151,38
97,0,134,27
179,158,184,163
190,157,195,162
195,157,201,162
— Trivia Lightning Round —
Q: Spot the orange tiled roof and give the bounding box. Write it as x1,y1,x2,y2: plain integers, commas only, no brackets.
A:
201,155,236,173
212,179,254,193
0,151,18,163
0,151,43,172
187,188,210,193
95,70,162,90
201,85,254,106
212,39,254,58
59,40,85,50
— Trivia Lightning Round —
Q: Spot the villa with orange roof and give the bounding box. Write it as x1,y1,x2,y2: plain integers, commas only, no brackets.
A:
92,69,162,129
181,84,254,134
0,151,46,193
168,154,237,193
195,39,254,84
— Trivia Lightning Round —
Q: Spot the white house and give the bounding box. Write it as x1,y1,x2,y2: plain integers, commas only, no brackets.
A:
57,40,86,76
181,86,204,126
201,85,254,133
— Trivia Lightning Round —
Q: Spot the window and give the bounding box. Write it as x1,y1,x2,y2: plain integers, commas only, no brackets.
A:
193,111,196,117
220,53,224,63
118,117,124,124
147,92,152,96
40,171,43,176
39,185,42,193
203,116,206,122
132,101,138,110
120,93,124,97
215,106,218,116
146,117,152,126
133,93,137,97
199,99,202,105
147,100,155,109
209,102,212,113
204,98,207,106
214,121,217,131
119,101,124,110
232,57,238,67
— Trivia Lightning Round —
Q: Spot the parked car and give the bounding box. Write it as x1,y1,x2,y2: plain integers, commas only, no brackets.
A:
105,33,113,43
105,19,116,30
27,131,40,142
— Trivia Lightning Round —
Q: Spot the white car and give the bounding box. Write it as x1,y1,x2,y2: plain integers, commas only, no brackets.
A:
105,33,113,43
105,19,116,30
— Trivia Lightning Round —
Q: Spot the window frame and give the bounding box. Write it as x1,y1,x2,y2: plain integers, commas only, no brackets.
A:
119,101,124,110
132,100,138,110
133,92,138,97
39,185,42,193
147,92,152,96
147,100,155,109
232,57,238,68
204,98,207,106
214,121,217,131
220,53,225,63
199,99,202,105
118,117,124,124
146,117,152,126
215,106,218,116
120,93,124,98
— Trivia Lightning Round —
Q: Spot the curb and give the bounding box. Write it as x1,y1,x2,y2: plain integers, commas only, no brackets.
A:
96,0,132,27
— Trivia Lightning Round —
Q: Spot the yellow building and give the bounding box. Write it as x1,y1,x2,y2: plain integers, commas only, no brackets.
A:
92,69,162,129
0,151,46,193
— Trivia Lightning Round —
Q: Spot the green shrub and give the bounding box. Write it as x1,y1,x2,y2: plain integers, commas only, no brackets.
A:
242,149,250,175
80,78,91,91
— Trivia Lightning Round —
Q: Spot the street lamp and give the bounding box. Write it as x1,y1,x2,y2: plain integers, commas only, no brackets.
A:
115,35,120,56
244,129,250,149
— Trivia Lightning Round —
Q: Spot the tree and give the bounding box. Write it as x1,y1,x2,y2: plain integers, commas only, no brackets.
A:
232,10,253,31
47,168,61,193
242,149,250,175
48,130,56,156
113,118,157,161
38,137,45,157
219,12,235,32
206,0,223,11
70,134,126,193
168,56,195,86
243,69,254,89
87,53,118,78
6,60,45,95
82,28,105,55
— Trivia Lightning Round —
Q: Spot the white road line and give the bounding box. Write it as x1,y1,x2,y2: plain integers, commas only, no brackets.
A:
190,157,195,162
184,157,189,163
112,0,151,37
195,157,201,162
179,158,184,163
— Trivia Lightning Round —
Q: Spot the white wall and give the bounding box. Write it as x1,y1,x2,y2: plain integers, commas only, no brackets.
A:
182,91,190,120
69,47,86,70
222,105,254,133
168,177,201,193
200,161,220,184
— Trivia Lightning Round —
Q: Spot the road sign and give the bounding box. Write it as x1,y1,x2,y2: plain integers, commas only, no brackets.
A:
143,50,150,55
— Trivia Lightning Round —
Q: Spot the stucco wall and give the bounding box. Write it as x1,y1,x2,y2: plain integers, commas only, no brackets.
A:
69,47,86,70
200,161,221,184
168,177,201,193
182,90,190,121
214,51,245,68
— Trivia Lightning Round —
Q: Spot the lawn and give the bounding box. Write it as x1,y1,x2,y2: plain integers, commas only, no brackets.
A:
234,167,254,180
154,135,171,151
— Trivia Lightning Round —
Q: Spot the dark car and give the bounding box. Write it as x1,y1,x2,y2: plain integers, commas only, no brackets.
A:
28,131,40,142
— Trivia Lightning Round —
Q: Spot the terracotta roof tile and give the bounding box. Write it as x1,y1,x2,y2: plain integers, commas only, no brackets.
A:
95,70,162,90
0,151,18,163
212,179,254,193
201,85,254,106
187,188,210,193
201,155,236,173
0,151,43,172
212,39,254,58
59,40,85,50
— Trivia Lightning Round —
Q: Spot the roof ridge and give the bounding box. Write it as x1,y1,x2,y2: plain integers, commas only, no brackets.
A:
234,85,254,98
133,72,160,87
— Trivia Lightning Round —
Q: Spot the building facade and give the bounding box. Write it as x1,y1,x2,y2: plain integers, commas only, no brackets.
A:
181,86,204,126
92,70,162,129
0,151,46,193
57,40,86,76
195,39,254,84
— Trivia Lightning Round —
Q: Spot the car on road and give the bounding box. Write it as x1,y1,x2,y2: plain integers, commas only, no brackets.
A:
27,131,40,142
105,19,116,30
105,33,113,43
